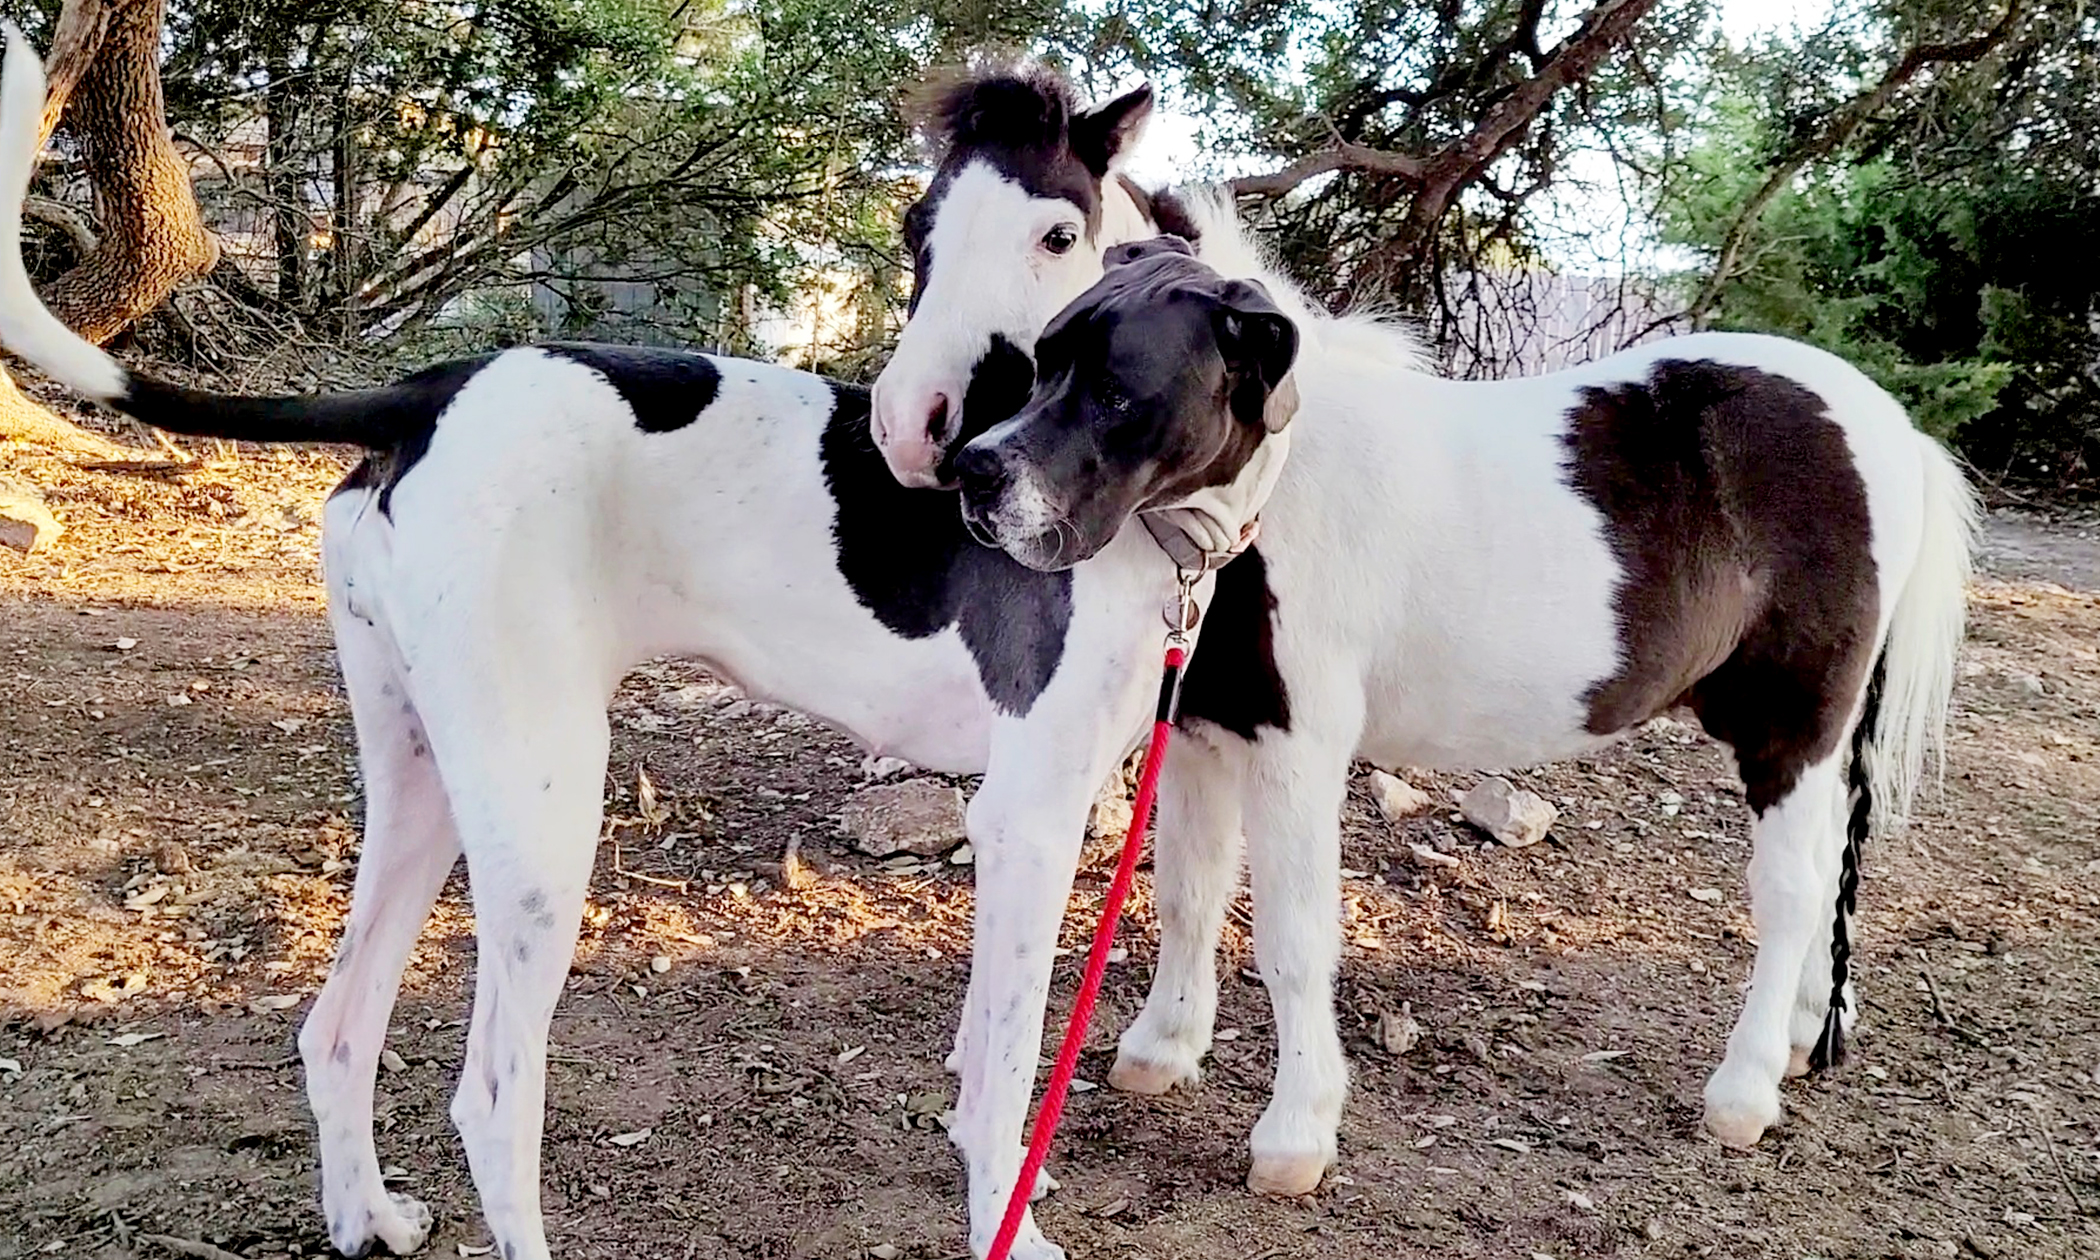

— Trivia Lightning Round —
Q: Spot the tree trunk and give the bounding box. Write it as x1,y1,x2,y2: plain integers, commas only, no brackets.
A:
0,367,130,458
40,0,219,345
0,0,218,455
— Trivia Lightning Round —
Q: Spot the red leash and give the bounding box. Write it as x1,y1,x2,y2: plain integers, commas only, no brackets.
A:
983,628,1190,1260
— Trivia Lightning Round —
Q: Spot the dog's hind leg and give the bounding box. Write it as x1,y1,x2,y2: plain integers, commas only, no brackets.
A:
300,613,458,1258
427,667,611,1260
1111,729,1245,1095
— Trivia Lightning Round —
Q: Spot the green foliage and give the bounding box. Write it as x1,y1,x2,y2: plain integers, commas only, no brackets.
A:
1657,1,2100,492
11,0,951,364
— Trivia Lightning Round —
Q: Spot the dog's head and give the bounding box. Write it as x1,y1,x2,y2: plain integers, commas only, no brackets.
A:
952,236,1300,571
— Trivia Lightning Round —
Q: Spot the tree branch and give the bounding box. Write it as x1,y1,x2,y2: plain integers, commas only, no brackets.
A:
23,195,97,253
37,0,115,150
1230,0,1660,239
1228,141,1429,199
1681,0,2023,329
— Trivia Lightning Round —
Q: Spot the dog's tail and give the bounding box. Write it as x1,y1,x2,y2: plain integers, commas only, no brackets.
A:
1809,431,1977,1069
0,27,434,448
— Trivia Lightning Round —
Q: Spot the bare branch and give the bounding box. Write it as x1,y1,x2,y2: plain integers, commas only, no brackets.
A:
38,0,115,150
1230,0,1660,208
1228,142,1430,198
23,195,97,253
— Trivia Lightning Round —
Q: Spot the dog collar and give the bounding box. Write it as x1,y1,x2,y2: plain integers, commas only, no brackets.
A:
1141,513,1261,572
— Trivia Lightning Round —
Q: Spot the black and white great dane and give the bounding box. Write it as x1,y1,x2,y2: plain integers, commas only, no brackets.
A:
0,31,1292,1260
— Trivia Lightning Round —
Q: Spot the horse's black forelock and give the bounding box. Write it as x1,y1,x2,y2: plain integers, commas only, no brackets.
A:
911,62,1078,159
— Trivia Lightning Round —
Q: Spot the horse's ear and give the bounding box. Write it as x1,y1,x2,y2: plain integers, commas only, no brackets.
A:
1103,234,1193,270
1212,280,1300,433
1071,84,1154,175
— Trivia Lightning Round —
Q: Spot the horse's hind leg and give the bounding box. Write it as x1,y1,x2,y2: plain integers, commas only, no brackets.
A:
1702,750,1848,1147
1786,857,1849,1078
1240,717,1358,1196
300,612,459,1257
1111,729,1245,1095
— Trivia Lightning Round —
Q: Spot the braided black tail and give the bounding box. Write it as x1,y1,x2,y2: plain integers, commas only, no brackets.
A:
1810,653,1887,1072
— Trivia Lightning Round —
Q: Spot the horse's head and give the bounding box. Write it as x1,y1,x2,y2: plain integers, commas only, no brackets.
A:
952,236,1301,572
871,64,1160,487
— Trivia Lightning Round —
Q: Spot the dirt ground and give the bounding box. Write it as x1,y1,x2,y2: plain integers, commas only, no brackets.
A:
1,441,2096,1260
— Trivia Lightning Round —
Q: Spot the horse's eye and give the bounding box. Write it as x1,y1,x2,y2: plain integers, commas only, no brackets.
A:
1041,224,1079,255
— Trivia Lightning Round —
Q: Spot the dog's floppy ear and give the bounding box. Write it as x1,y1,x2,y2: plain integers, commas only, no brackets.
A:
1104,233,1194,271
1212,279,1300,433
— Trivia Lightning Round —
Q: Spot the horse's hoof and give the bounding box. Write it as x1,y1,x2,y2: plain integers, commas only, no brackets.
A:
1784,1045,1814,1078
1107,1053,1196,1096
1246,1151,1329,1197
1703,1090,1781,1149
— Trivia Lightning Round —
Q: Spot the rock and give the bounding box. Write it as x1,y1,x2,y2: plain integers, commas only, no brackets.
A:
0,476,60,553
1460,777,1557,848
1408,842,1460,869
860,754,911,781
1368,770,1432,822
839,779,966,857
1089,778,1135,839
1376,1003,1422,1054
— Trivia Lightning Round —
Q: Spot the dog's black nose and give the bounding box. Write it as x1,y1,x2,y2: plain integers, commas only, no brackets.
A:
952,443,1009,504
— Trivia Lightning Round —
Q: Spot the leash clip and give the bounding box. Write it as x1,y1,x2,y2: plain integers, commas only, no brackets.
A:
1164,566,1200,646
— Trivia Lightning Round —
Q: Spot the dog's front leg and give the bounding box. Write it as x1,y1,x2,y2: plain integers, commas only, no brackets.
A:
948,766,1091,1260
949,674,1156,1258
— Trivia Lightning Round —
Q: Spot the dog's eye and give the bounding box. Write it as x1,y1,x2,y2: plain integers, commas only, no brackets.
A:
1041,224,1079,255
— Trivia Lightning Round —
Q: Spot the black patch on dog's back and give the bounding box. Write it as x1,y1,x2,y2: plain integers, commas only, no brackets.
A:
1562,358,1878,813
821,383,1072,714
544,343,723,433
1176,546,1291,738
330,353,503,516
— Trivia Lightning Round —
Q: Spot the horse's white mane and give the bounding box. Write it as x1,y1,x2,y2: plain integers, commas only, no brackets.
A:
1169,184,1432,376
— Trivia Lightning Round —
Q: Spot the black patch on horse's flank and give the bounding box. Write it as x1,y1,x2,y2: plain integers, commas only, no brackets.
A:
543,342,723,433
1561,358,1879,813
1177,546,1291,738
327,353,502,516
820,382,1072,714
